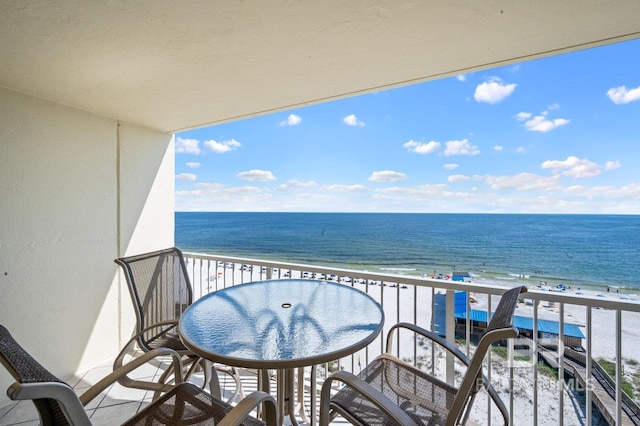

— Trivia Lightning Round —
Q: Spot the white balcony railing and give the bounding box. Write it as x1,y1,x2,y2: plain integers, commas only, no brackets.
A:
183,252,640,426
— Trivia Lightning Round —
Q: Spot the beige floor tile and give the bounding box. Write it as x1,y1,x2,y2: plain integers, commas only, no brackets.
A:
0,401,38,426
88,401,143,425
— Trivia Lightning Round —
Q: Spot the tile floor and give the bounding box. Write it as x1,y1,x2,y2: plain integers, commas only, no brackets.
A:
0,358,255,425
0,357,346,425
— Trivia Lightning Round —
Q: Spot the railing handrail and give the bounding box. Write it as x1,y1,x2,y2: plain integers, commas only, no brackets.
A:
182,251,640,426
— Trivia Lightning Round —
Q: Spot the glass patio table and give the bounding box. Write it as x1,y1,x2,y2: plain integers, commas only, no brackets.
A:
179,278,384,425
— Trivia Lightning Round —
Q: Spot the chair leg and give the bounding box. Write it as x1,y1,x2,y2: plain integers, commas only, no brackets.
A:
152,365,178,400
213,365,244,402
191,358,244,403
230,366,245,398
183,357,202,382
318,377,332,426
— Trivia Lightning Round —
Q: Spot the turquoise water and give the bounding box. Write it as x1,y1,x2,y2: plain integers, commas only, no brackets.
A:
175,212,640,292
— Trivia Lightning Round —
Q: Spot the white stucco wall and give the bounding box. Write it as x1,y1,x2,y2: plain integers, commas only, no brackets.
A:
0,87,174,405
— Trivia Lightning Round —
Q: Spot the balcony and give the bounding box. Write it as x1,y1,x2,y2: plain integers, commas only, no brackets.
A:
2,252,640,425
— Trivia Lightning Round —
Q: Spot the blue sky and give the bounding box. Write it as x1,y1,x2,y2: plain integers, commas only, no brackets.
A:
175,39,640,214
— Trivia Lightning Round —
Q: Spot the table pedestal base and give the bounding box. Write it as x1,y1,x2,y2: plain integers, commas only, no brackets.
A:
258,368,314,426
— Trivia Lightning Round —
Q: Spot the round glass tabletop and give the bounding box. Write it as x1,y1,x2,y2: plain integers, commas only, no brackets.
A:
179,279,384,369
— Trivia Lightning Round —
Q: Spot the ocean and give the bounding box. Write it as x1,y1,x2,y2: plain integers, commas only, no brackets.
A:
175,212,640,292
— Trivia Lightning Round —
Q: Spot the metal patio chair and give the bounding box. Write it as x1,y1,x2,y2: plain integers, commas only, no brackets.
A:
114,247,243,401
320,285,527,426
0,324,277,426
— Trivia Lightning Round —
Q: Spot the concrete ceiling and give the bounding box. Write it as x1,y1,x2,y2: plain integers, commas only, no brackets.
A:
1,1,639,133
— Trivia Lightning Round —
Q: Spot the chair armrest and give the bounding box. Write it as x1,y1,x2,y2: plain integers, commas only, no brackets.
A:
79,346,183,406
320,370,419,426
7,381,93,426
386,322,471,366
218,391,278,426
114,319,181,362
113,320,183,390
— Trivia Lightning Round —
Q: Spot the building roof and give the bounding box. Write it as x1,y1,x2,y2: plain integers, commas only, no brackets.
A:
455,310,586,339
1,2,639,132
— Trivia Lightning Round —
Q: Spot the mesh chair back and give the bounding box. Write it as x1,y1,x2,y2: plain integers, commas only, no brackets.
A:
115,247,193,352
484,285,526,335
0,325,71,426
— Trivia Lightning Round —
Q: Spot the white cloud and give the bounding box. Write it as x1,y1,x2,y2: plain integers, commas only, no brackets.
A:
175,173,196,181
607,85,640,104
280,114,302,126
605,160,621,170
528,116,570,132
176,182,280,211
371,184,497,212
541,156,601,178
474,77,516,104
456,74,466,82
195,182,224,190
516,146,526,153
186,162,201,168
403,140,441,154
493,146,504,151
175,137,201,155
564,183,640,199
275,180,317,190
204,138,241,153
408,138,480,158
343,114,365,127
444,139,480,156
485,173,562,191
323,184,367,192
375,184,450,197
236,169,276,181
368,170,408,182
448,174,472,182
443,163,458,170
516,111,569,132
